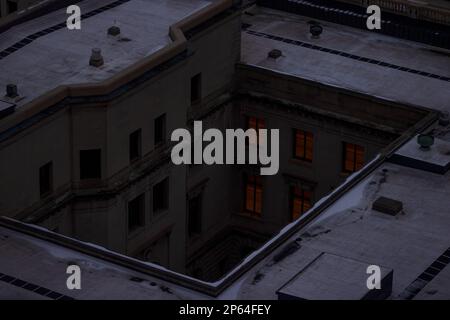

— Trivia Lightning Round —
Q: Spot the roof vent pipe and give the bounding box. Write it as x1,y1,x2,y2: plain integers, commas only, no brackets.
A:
417,134,434,151
89,48,104,67
6,84,18,98
310,24,323,39
107,26,121,36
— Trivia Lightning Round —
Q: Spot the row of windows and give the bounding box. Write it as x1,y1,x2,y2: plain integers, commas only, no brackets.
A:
36,70,202,198
244,174,312,222
128,178,169,232
247,116,366,173
37,113,167,198
294,127,365,173
128,179,203,238
129,113,166,162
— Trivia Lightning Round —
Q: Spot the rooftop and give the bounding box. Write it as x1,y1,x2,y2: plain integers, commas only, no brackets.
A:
0,220,208,300
228,160,450,299
1,1,450,300
241,6,450,113
0,0,210,109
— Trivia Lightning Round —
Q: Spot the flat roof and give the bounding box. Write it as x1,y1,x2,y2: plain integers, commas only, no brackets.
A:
241,6,450,113
226,160,450,299
0,0,210,108
0,222,207,299
277,253,393,300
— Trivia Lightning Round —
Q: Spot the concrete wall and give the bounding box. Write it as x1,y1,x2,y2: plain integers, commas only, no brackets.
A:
0,4,242,275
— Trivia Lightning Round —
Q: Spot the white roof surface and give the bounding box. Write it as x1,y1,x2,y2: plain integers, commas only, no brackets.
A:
227,161,450,299
241,6,450,113
0,222,207,300
0,0,210,108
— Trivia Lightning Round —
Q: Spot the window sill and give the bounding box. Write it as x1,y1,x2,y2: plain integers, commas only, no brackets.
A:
235,211,263,221
339,171,353,178
39,191,53,200
289,158,313,167
127,225,145,240
152,208,169,221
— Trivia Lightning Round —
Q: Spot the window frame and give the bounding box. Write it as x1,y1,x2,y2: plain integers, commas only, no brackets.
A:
129,128,142,163
79,149,102,180
128,193,146,233
290,185,312,221
342,142,365,173
39,161,53,198
244,174,263,217
188,194,202,238
153,177,169,214
293,129,314,162
190,73,202,105
154,113,166,146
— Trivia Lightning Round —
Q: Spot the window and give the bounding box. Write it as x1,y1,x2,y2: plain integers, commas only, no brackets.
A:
343,142,365,173
153,178,169,213
39,162,53,198
290,186,312,221
128,194,145,232
244,174,263,216
129,129,142,162
7,1,18,14
190,73,202,104
294,129,314,162
80,149,101,180
154,114,166,146
188,195,202,237
247,116,265,145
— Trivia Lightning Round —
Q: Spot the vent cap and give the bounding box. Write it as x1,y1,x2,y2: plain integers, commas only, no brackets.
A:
372,196,403,216
107,26,121,36
6,84,18,98
310,24,323,38
89,48,104,67
417,134,434,150
268,49,282,59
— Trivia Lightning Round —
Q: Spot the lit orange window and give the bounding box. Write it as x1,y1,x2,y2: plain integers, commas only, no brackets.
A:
247,116,265,145
245,175,263,216
294,129,314,162
290,186,312,221
343,142,365,172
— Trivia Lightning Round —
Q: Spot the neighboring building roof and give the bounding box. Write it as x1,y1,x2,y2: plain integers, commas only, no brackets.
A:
0,220,207,300
0,0,210,109
1,2,450,300
228,158,450,299
241,6,450,113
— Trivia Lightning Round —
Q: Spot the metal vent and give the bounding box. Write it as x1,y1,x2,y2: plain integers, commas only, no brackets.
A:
399,247,450,299
89,48,104,67
372,196,403,216
108,26,121,36
6,84,18,98
268,49,282,59
0,272,74,300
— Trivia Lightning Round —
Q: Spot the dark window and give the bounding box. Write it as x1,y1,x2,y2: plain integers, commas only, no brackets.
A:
190,73,202,104
343,142,365,173
128,194,145,232
39,162,53,198
188,195,202,237
244,174,262,216
294,129,314,162
80,149,101,180
153,178,169,213
290,186,312,221
129,129,142,162
154,114,166,146
7,1,18,14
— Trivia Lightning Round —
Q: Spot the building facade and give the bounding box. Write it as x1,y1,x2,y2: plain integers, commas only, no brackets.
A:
0,0,437,282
